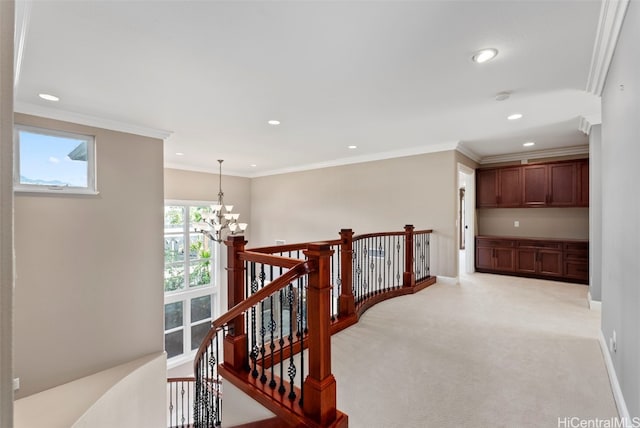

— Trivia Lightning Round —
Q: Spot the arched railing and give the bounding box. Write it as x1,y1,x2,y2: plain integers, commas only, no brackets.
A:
180,226,434,428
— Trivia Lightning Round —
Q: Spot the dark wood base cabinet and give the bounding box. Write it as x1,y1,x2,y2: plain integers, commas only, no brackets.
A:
476,236,588,284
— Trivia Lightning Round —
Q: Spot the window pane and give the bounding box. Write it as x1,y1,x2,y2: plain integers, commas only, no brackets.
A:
191,295,212,323
165,330,184,359
165,301,184,330
189,234,209,260
191,322,210,351
189,260,211,287
165,234,185,263
164,206,185,230
17,128,90,188
165,264,185,292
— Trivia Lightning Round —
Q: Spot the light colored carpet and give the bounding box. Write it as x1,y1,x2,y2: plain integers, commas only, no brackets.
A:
331,273,618,428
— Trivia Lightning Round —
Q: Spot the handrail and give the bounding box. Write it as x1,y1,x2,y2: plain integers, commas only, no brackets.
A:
352,229,433,240
249,239,341,254
212,261,314,330
239,250,305,268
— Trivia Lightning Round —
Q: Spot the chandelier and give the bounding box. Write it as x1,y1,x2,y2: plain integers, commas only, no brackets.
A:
196,159,247,243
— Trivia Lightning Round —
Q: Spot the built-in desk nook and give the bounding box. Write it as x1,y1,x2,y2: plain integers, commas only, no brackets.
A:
475,235,588,284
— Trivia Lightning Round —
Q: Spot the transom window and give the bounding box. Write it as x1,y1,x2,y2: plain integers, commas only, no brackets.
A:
164,203,218,365
14,124,97,194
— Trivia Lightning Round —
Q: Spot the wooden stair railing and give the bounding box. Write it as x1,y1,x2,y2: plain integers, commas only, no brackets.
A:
193,238,347,428
183,226,435,428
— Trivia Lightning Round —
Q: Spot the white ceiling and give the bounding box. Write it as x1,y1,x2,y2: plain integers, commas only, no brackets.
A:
15,0,602,177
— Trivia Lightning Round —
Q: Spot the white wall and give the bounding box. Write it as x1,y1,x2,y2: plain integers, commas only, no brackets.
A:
14,352,166,428
0,0,14,425
250,151,461,278
601,0,640,418
13,114,165,398
589,125,602,302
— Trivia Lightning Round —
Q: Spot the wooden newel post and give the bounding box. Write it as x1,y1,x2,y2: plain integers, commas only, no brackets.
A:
303,243,338,425
224,235,248,371
403,225,415,288
338,228,355,318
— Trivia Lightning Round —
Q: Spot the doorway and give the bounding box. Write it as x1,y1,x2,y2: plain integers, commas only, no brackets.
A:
458,164,475,276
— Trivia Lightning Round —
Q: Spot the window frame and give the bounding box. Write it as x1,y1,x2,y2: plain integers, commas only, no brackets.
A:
14,124,98,195
164,200,220,368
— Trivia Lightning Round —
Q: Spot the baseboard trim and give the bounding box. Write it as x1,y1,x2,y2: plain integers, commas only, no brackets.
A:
588,292,602,311
598,331,631,425
436,276,458,285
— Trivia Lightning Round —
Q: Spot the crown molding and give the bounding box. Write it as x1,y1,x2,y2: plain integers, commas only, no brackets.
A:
586,0,630,96
15,102,172,140
579,113,602,135
164,161,246,178
455,143,481,163
248,141,460,178
480,145,589,165
578,117,592,135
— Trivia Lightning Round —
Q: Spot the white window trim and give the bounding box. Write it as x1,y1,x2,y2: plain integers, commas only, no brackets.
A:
14,124,98,195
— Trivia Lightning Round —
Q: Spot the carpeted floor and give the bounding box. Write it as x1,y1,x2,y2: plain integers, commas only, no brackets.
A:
331,273,618,428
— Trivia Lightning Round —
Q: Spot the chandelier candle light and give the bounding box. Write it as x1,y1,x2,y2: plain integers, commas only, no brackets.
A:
196,159,247,243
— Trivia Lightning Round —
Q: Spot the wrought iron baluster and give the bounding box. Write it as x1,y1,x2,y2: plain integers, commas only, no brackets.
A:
330,247,335,320
298,277,305,407
215,332,221,427
287,283,296,400
336,244,341,316
180,381,185,426
259,265,267,384
278,288,286,395
268,293,277,389
377,235,382,294
250,263,259,379
245,261,250,371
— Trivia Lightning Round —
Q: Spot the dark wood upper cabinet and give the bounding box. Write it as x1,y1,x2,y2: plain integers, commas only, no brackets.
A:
523,164,548,206
477,159,589,209
548,162,576,206
498,167,522,207
476,169,498,208
577,159,589,206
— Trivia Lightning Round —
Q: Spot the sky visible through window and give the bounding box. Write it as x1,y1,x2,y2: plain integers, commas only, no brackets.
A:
19,130,88,187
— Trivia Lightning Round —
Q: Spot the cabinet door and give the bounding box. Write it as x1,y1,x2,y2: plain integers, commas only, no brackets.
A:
494,248,515,272
476,247,494,270
539,250,563,276
476,169,498,208
498,167,522,207
523,165,547,206
577,160,589,206
548,163,577,206
565,261,589,282
516,249,537,274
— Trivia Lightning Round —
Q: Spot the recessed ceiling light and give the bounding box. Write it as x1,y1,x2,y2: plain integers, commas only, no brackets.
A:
348,145,357,149
39,93,59,102
508,113,523,120
523,142,535,147
472,48,498,63
268,120,280,126
175,152,184,156
250,164,257,167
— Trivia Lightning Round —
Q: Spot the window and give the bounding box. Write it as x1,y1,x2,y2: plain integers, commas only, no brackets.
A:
164,203,219,365
14,124,97,194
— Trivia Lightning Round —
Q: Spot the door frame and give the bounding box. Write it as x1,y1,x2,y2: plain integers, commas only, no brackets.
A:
458,163,476,275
